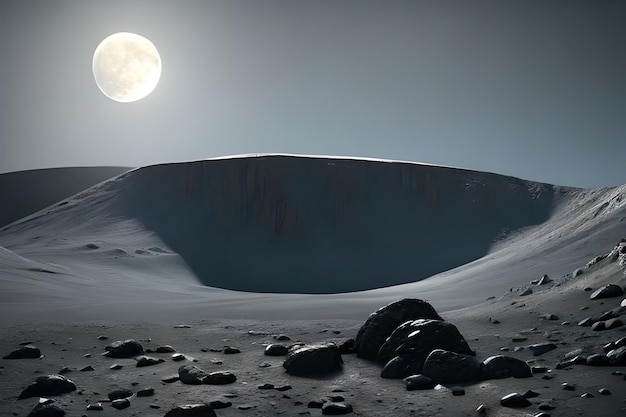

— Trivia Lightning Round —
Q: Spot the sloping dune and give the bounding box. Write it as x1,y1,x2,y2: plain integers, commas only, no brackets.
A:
0,166,131,227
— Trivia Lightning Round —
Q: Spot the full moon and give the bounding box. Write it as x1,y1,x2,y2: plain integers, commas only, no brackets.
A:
92,32,161,103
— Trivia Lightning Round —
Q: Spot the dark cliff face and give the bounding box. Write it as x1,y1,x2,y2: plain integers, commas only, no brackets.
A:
113,156,555,293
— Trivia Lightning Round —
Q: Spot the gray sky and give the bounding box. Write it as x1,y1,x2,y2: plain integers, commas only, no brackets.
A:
1,0,625,188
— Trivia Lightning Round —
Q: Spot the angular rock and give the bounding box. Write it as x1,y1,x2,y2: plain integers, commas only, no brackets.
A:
578,317,595,327
520,288,533,296
172,353,186,361
164,404,217,417
87,403,103,411
322,402,353,415
403,374,436,391
104,340,143,358
355,299,442,360
376,319,473,366
607,346,626,365
18,375,77,400
178,365,209,385
136,355,165,367
283,342,342,376
27,402,65,417
4,345,41,359
500,393,531,408
422,349,483,383
528,343,557,356
590,284,624,300
481,355,532,379
537,275,552,285
265,344,289,356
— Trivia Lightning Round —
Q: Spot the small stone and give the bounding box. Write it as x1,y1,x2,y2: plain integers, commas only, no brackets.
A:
173,324,191,328
275,385,292,391
586,354,610,366
274,334,291,341
79,365,94,372
258,383,275,390
598,388,611,395
87,403,103,411
476,404,486,414
111,399,130,410
155,345,176,353
28,403,65,417
578,317,595,327
150,404,160,409
403,374,436,391
164,404,216,417
580,392,594,398
531,366,548,374
58,367,72,374
522,389,540,398
161,375,179,383
538,402,556,411
108,389,133,400
136,355,164,367
540,313,559,321
529,343,557,356
209,400,232,409
109,363,123,370
97,335,108,340
562,383,576,391
223,346,241,354
451,386,465,396
321,402,353,415
500,393,531,408
520,288,533,296
83,353,91,358
172,353,185,361
137,387,154,397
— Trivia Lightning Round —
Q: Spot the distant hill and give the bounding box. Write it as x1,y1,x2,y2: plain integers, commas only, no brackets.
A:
0,166,131,227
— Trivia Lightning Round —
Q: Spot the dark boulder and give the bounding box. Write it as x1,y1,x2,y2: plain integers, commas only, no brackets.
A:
586,354,610,366
155,345,176,353
355,299,442,360
403,374,436,391
27,402,65,417
381,356,419,379
481,355,532,379
377,319,473,366
421,349,483,383
164,404,217,417
18,375,77,400
590,284,624,300
265,344,289,356
283,343,342,376
111,399,130,410
4,345,41,359
339,339,356,354
104,340,143,358
607,346,626,365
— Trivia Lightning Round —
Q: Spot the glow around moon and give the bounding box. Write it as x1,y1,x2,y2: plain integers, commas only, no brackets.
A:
92,32,161,103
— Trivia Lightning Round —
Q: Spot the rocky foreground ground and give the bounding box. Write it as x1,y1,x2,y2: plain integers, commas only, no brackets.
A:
1,241,626,417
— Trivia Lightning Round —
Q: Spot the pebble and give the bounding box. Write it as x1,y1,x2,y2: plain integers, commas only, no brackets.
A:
580,392,594,398
598,388,611,395
562,383,576,391
500,393,531,408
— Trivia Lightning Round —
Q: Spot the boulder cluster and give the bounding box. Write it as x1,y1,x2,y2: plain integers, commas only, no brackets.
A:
353,298,532,385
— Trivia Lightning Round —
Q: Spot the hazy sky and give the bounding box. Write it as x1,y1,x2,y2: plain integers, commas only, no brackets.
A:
1,0,625,188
